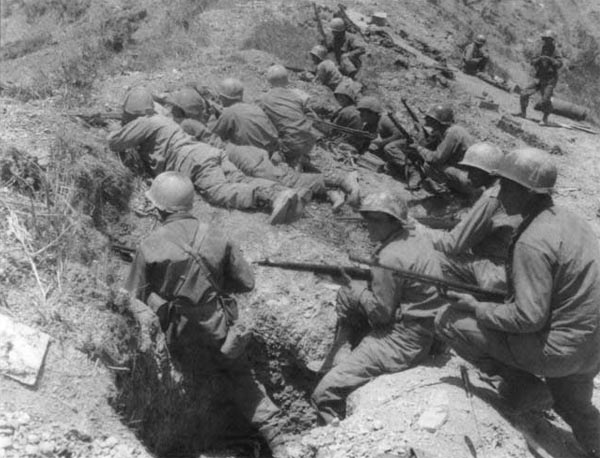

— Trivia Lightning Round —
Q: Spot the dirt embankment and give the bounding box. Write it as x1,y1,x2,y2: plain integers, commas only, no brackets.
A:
1,0,599,457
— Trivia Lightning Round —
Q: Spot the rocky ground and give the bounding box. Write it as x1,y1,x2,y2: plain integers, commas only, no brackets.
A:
1,0,600,457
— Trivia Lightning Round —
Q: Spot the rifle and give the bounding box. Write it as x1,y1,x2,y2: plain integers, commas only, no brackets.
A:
337,4,366,39
312,2,327,41
386,110,414,143
111,243,136,262
69,111,121,128
255,259,371,281
309,116,377,140
401,98,429,139
284,65,308,73
349,255,506,301
335,215,459,230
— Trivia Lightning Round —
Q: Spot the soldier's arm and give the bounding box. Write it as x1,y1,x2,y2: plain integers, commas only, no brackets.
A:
463,44,475,61
354,265,396,327
416,128,459,164
124,249,150,302
108,117,152,152
223,241,255,293
209,111,232,141
432,192,495,254
344,35,366,59
475,242,551,333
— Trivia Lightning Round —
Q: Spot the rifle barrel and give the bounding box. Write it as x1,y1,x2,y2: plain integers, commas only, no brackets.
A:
349,255,505,301
309,116,376,139
255,259,371,281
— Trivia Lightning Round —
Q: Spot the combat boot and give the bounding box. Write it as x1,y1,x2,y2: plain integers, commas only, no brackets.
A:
340,171,361,208
327,190,346,213
483,370,553,413
256,186,304,225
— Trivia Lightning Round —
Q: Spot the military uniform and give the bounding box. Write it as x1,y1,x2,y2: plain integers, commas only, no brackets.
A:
416,124,475,195
323,32,366,77
312,229,446,424
520,41,562,119
211,102,280,154
125,213,285,449
258,87,317,165
331,104,364,151
315,59,345,91
108,114,285,209
462,42,489,75
432,182,520,290
436,201,600,457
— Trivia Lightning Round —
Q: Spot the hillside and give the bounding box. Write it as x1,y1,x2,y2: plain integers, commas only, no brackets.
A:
1,0,599,457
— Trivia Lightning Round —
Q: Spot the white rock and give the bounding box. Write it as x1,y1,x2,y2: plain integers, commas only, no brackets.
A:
112,443,131,457
0,436,12,449
39,440,55,454
27,434,40,444
103,436,118,449
14,413,30,426
24,444,39,456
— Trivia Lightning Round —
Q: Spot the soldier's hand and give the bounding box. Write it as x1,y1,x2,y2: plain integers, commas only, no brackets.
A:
337,268,353,286
446,291,479,313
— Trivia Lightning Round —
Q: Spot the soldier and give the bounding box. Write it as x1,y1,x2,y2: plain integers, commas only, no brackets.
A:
125,172,291,458
328,80,364,150
311,192,447,424
308,45,345,91
210,78,280,154
432,142,520,291
108,87,305,225
462,34,489,75
322,18,366,78
436,148,600,458
258,65,317,167
519,30,562,125
410,104,475,196
163,85,361,212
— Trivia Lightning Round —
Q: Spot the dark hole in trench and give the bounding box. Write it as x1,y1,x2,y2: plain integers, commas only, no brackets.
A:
108,315,319,458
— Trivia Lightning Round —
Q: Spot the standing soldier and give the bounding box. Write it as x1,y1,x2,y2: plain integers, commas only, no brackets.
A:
322,18,366,78
519,30,562,125
462,34,489,75
432,142,520,291
311,192,447,424
125,172,291,458
437,148,600,458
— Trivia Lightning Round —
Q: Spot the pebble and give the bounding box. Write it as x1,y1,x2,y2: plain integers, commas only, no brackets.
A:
14,413,31,426
24,444,39,456
103,436,118,449
0,436,12,449
39,441,55,454
27,434,40,444
112,443,131,457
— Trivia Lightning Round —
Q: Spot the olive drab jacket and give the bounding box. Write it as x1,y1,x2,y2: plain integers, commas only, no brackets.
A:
476,202,600,377
532,42,562,82
433,182,521,262
419,124,474,167
352,229,447,328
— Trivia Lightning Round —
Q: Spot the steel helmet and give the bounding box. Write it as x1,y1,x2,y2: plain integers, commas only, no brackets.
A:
359,192,409,224
145,171,194,213
330,17,345,33
541,29,555,40
123,87,155,117
459,142,503,174
425,104,454,125
218,77,244,102
164,87,206,119
474,34,486,45
266,64,289,87
334,79,360,103
494,147,556,194
357,96,384,114
310,45,328,61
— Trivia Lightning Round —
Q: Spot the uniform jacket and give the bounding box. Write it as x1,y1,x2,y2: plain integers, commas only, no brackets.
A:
324,32,366,70
108,114,194,176
357,229,446,326
463,43,488,63
315,60,344,91
258,87,316,152
476,203,600,375
433,182,521,261
420,124,474,166
332,104,365,149
211,102,279,153
126,213,254,304
532,42,562,81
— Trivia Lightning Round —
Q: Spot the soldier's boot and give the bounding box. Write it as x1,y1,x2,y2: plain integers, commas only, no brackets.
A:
405,165,422,191
483,370,553,413
340,171,361,208
256,186,304,225
327,190,346,213
316,320,353,374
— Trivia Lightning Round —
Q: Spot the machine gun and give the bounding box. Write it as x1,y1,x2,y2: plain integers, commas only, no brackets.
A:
349,255,506,301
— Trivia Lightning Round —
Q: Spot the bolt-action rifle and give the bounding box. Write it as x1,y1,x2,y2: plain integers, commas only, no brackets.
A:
350,255,506,301
255,259,371,281
309,116,377,140
401,98,429,140
312,2,327,42
69,111,121,128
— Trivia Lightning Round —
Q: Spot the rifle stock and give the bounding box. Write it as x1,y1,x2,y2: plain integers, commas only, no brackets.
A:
312,2,327,41
349,255,506,301
255,259,371,281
